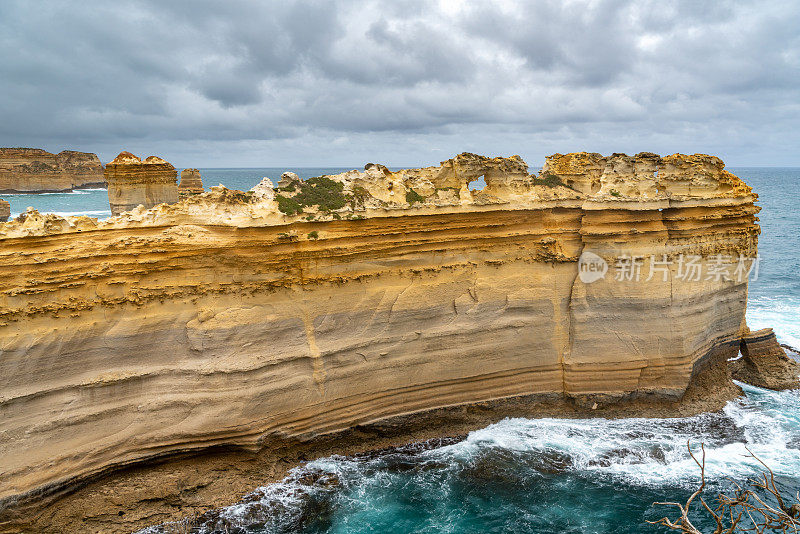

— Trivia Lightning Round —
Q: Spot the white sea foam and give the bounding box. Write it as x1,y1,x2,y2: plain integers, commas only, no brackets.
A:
747,296,800,348
138,385,800,533
9,210,111,218
2,189,94,196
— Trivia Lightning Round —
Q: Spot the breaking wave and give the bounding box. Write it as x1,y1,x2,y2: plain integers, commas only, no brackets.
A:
139,385,800,534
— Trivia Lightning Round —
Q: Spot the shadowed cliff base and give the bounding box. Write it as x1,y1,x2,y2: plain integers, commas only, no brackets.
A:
0,351,741,534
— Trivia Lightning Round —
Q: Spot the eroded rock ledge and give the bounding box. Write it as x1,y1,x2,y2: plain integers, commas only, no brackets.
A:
0,151,760,532
0,148,105,193
731,328,800,390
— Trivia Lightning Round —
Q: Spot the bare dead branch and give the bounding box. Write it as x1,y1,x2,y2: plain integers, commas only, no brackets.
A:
649,443,800,533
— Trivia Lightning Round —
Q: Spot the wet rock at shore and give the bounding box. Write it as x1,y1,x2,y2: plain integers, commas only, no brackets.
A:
731,328,800,390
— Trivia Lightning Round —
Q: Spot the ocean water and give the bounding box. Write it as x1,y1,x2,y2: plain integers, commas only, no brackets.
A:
6,167,800,533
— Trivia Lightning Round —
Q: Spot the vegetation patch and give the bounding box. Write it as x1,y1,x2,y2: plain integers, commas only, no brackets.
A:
349,185,370,209
296,177,346,212
275,176,347,215
532,171,569,188
406,188,425,205
276,195,303,215
610,189,621,197
307,231,319,240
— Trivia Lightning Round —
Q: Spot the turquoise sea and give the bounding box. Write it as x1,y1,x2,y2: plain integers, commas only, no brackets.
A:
6,167,800,533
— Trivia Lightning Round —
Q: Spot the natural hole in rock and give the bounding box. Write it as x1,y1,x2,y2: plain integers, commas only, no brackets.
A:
468,175,486,191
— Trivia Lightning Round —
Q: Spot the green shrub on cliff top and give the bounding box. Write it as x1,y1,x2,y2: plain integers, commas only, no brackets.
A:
275,176,347,215
276,195,303,215
296,177,346,212
533,171,568,188
406,188,425,205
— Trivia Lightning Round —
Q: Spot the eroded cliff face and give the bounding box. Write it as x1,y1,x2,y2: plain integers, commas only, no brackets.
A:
105,152,179,215
0,200,8,222
0,148,105,193
178,168,204,198
0,152,759,526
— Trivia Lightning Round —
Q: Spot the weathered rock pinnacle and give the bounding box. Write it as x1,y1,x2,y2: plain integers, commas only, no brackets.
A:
105,152,178,215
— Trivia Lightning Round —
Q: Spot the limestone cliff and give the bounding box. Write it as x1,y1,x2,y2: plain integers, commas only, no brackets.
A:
0,148,105,193
0,152,760,530
105,152,178,215
178,168,204,198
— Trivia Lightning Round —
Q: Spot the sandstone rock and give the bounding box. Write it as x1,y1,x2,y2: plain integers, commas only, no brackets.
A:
0,151,760,524
178,168,204,198
105,151,178,216
542,151,753,200
249,177,275,201
0,199,9,222
0,147,105,193
730,328,800,390
277,172,300,189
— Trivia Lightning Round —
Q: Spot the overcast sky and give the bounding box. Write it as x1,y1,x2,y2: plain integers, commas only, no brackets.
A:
1,0,798,167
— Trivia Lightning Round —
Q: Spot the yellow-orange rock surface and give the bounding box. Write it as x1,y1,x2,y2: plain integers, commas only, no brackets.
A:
105,151,179,215
0,148,105,193
178,168,204,198
0,152,760,522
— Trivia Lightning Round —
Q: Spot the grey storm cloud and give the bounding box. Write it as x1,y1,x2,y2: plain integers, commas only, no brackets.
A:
0,0,798,166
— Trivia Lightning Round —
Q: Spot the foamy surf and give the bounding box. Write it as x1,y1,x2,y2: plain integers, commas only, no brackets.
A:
139,386,800,534
747,295,800,348
9,209,111,218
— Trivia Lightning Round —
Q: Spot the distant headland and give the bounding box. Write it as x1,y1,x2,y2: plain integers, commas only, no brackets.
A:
0,147,105,194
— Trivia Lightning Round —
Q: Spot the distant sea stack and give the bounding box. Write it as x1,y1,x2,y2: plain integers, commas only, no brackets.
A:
0,147,105,193
105,152,178,216
0,199,9,222
178,168,204,198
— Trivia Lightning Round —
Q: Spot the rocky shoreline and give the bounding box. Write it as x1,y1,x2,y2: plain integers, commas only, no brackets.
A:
1,351,746,534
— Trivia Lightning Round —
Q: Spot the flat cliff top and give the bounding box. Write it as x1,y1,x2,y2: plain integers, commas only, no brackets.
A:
0,147,101,161
107,152,171,166
0,151,756,240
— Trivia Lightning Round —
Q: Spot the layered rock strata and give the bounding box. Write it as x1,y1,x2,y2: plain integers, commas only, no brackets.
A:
730,328,800,389
0,151,760,530
0,199,8,222
0,148,105,193
105,152,178,215
178,168,204,198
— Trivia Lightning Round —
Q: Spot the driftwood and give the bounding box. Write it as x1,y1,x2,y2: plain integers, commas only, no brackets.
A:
649,442,800,533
